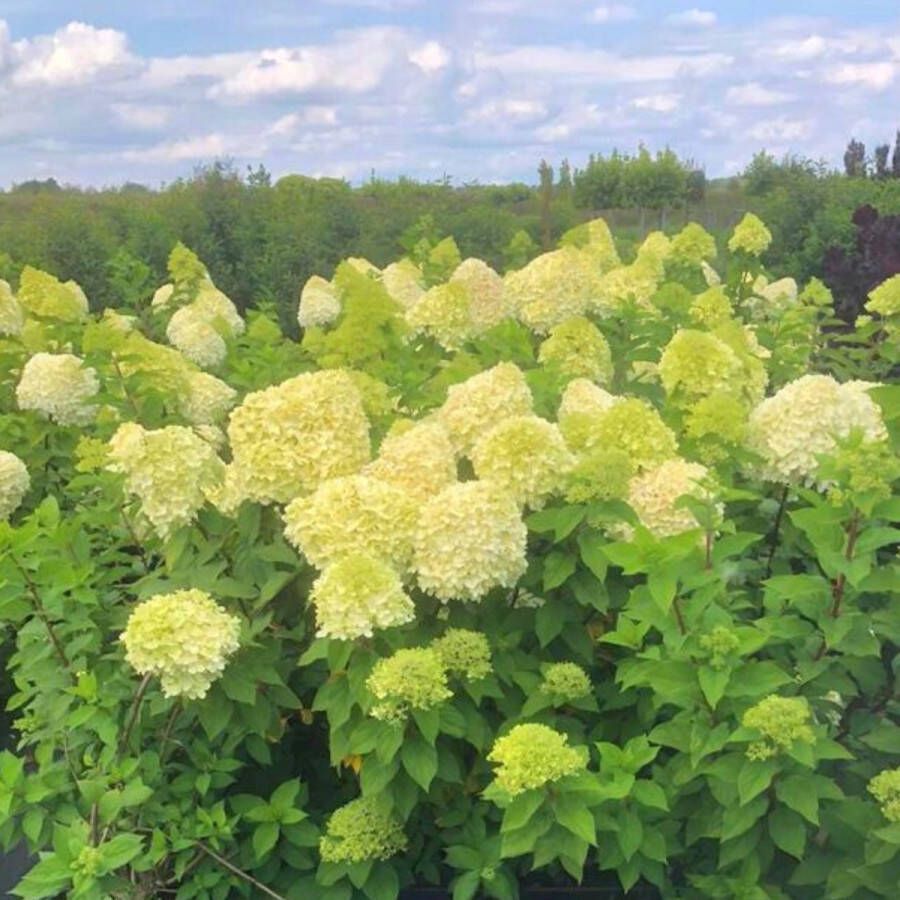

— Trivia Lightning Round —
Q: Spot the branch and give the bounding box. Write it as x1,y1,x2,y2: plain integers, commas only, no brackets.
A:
197,843,288,900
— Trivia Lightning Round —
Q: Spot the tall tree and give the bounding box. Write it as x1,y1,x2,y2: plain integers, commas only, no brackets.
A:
892,130,900,178
843,139,867,178
874,144,890,179
538,160,554,250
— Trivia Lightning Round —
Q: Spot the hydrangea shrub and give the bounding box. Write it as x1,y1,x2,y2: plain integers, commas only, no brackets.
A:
0,227,897,900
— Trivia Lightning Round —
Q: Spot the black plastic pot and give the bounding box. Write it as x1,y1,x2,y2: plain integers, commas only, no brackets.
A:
0,843,31,898
400,886,660,899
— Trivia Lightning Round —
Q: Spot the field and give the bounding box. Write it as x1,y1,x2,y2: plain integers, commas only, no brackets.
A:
0,214,898,900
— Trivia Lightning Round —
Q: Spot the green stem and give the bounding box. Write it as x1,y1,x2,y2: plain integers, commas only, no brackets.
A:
196,843,288,900
11,556,71,671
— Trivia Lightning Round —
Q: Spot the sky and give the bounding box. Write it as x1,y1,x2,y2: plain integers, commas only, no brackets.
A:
1,1,900,187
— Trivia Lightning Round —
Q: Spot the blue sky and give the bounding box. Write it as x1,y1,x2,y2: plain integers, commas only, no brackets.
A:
1,1,900,187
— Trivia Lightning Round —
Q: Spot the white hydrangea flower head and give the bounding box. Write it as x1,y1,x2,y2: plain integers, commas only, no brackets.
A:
746,375,887,484
627,458,720,538
745,276,799,320
16,352,99,426
413,480,527,602
283,474,418,571
504,247,602,334
310,553,415,640
450,257,512,332
346,257,380,277
365,420,457,501
701,260,721,286
107,423,225,540
591,261,661,314
194,284,245,336
120,589,240,699
298,275,341,329
227,369,370,504
471,415,575,509
166,304,227,368
437,362,533,455
0,280,24,336
0,451,29,520
381,259,424,310
179,371,237,426
557,378,618,423
151,283,175,310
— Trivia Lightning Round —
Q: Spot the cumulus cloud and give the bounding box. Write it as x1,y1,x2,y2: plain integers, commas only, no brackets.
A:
588,5,636,24
409,40,450,73
725,82,792,106
5,20,132,88
666,9,717,27
112,103,172,130
633,93,681,113
748,117,812,142
826,61,895,90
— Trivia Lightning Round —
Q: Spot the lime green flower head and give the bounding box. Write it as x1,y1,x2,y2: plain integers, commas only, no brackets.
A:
742,695,814,760
406,281,474,350
560,217,621,271
121,589,240,699
472,415,574,509
16,266,89,322
0,451,29,521
538,316,614,384
867,273,900,318
564,445,633,504
413,481,527,602
684,392,749,463
540,662,592,702
367,647,452,722
431,628,492,680
488,724,586,796
728,213,772,256
868,768,900,823
659,329,744,407
0,280,23,337
227,369,371,505
311,553,415,641
670,223,717,265
699,626,740,669
319,797,407,863
690,286,733,328
284,474,418,572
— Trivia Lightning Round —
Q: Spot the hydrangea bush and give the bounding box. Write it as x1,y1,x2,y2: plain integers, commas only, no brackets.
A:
0,225,897,900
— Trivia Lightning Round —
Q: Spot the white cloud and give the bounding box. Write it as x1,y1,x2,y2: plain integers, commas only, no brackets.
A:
472,46,732,83
265,107,339,137
466,98,548,123
122,133,231,163
748,117,812,142
141,52,250,90
666,9,717,27
209,28,407,100
771,35,828,61
9,21,132,87
826,61,895,90
112,103,171,130
725,82,792,106
633,93,681,112
409,40,450,73
588,5,636,24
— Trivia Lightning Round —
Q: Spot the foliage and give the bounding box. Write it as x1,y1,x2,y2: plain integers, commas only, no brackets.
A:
0,213,898,900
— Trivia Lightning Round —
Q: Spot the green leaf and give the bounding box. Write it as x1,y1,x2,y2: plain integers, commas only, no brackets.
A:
769,806,806,859
737,759,776,806
632,780,669,811
253,822,279,860
364,864,399,900
99,832,144,871
501,791,544,833
12,854,72,899
526,504,585,541
401,735,438,791
555,796,596,845
647,569,677,613
577,530,608,580
452,871,480,900
616,809,643,861
721,794,768,841
698,666,730,710
776,775,819,825
543,551,576,591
